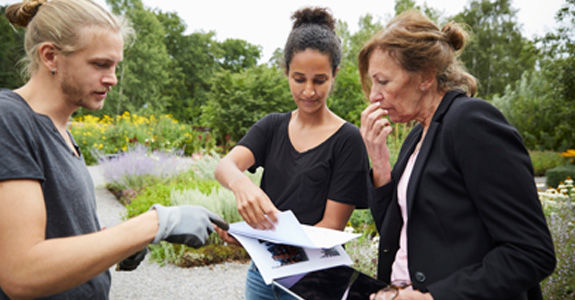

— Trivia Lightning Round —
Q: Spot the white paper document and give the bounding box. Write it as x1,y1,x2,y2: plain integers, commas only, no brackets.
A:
228,210,360,249
228,211,360,284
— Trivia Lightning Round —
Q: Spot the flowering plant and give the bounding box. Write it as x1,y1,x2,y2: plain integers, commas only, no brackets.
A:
70,113,217,165
539,177,575,299
561,149,575,165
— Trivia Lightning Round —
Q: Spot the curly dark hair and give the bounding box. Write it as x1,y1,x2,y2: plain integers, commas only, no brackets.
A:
283,7,342,75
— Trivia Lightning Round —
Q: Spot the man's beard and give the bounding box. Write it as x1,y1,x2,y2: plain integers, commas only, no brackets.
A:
60,77,103,111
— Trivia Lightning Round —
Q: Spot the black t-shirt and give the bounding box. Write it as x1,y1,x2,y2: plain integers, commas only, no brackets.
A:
238,112,370,225
0,89,110,299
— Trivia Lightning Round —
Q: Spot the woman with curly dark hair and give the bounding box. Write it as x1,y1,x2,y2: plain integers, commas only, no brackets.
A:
215,6,370,300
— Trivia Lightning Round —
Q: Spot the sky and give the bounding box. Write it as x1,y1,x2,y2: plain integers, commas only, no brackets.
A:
1,0,566,62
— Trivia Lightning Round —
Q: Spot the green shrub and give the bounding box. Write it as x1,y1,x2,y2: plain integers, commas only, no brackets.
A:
123,183,173,218
546,166,575,188
530,151,567,176
123,176,220,218
349,209,377,237
170,185,242,224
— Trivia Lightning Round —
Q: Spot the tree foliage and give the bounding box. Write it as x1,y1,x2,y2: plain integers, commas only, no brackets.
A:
155,10,220,123
200,65,294,144
217,38,261,73
454,0,537,98
394,0,443,23
1,1,571,152
0,5,25,89
104,0,174,117
143,8,261,124
339,14,384,68
329,60,365,127
540,0,575,109
492,71,560,150
493,0,575,152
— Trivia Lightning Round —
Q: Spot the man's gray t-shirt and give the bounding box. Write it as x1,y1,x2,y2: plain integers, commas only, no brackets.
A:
0,89,111,299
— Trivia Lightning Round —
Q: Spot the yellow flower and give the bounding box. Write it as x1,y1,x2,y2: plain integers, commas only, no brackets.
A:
560,149,575,158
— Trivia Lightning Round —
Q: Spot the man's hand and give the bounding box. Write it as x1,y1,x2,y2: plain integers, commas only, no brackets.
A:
151,204,229,248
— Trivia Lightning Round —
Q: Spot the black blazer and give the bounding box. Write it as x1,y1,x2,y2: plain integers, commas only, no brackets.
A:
370,91,555,300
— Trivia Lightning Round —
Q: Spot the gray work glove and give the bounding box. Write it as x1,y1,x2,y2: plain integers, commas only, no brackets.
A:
151,204,229,248
116,247,148,271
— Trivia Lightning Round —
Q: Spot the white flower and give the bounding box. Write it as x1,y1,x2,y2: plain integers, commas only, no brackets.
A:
370,236,380,250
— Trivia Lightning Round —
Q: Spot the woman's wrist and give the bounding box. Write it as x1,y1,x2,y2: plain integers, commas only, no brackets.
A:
371,163,392,187
228,175,247,191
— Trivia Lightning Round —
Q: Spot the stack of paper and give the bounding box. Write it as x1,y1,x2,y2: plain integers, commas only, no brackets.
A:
228,210,361,284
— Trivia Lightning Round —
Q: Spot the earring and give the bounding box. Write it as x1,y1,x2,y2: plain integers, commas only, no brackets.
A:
51,69,55,75
420,86,426,91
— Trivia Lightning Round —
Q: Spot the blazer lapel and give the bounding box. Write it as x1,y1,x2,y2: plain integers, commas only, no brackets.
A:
406,90,465,217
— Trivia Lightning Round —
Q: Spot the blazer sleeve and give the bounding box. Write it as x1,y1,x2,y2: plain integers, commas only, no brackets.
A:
427,99,556,299
369,179,395,233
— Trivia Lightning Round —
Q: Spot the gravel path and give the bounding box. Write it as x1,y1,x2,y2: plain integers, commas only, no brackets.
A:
89,166,249,300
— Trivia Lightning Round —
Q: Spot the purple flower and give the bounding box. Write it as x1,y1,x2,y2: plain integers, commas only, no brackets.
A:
98,144,192,188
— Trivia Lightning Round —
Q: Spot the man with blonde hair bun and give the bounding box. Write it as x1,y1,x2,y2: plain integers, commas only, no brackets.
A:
0,1,227,299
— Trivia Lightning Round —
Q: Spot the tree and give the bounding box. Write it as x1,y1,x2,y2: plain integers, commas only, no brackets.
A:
217,38,261,73
109,0,173,116
540,0,575,105
492,71,558,150
154,12,261,124
154,10,221,123
394,0,444,23
152,10,190,121
535,0,575,151
329,60,365,127
492,0,575,152
200,65,294,145
339,14,384,68
453,0,537,98
0,5,25,89
74,0,175,118
267,48,284,69
394,0,417,14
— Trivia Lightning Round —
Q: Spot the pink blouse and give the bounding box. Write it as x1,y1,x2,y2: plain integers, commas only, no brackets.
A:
391,148,420,285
